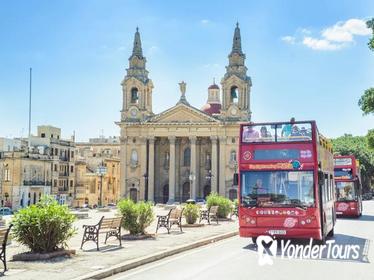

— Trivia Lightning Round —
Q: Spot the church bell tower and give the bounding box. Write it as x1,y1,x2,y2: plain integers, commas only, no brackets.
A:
121,27,154,121
220,23,252,121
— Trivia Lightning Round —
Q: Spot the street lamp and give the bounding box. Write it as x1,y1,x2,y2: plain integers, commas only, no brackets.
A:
233,161,239,186
143,172,148,201
96,162,107,207
189,172,196,200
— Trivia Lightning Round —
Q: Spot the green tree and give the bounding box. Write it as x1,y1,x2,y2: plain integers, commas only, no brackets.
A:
332,134,374,191
367,129,374,149
358,88,374,115
367,18,374,51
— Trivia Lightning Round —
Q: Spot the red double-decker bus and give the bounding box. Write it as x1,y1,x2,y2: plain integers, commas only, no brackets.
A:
334,155,362,217
238,120,336,243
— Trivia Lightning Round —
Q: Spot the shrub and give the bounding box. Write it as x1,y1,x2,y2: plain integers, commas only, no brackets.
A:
118,199,154,235
12,196,76,253
206,192,233,218
183,204,199,224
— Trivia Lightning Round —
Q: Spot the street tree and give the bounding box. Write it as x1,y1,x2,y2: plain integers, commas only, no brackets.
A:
367,18,374,51
332,134,374,191
358,88,374,115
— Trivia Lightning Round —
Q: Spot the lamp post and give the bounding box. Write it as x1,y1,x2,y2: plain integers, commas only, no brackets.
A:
233,161,238,186
96,162,107,207
143,172,148,201
188,172,195,200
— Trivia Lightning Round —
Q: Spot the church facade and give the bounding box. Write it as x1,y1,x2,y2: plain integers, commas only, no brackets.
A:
117,24,252,203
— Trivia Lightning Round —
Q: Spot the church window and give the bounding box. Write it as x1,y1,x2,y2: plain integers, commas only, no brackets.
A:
130,149,138,166
183,147,191,166
230,150,237,163
131,87,139,103
230,86,238,103
164,152,170,169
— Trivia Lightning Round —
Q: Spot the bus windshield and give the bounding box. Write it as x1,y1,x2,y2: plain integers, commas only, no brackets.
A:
241,171,315,208
336,181,356,201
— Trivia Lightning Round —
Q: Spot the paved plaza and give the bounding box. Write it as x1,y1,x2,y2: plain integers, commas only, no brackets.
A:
2,206,238,279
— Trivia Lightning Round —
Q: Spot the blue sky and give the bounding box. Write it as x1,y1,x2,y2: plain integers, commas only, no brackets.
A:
0,0,373,141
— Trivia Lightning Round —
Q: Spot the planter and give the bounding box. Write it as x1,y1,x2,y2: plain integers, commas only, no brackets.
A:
13,249,76,261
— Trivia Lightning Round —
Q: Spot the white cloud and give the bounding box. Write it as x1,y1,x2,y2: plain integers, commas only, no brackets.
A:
302,37,343,51
322,19,371,42
282,18,371,51
281,36,296,44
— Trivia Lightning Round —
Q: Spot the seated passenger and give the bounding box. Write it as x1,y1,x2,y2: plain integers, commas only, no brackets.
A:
291,125,302,137
260,126,272,139
242,126,259,142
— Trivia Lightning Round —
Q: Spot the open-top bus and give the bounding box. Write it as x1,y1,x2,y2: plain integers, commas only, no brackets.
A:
334,155,362,217
239,120,336,243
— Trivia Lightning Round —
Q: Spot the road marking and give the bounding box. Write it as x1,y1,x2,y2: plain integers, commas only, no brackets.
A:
112,236,239,279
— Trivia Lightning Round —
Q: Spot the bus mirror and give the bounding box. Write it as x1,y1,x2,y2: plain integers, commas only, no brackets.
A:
233,173,239,185
318,171,324,185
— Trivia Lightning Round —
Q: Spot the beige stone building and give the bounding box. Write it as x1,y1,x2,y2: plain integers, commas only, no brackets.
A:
117,24,251,203
0,151,51,210
74,137,121,206
29,125,76,205
74,158,120,207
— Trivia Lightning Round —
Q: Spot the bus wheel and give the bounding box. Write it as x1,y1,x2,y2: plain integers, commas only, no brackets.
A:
327,228,334,237
252,237,257,244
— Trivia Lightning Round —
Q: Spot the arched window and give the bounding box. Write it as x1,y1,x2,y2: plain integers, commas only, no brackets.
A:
230,86,238,103
183,147,191,166
230,150,237,163
131,87,139,103
164,152,170,170
130,149,138,166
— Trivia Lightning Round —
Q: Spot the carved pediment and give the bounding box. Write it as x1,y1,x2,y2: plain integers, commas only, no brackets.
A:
149,103,219,124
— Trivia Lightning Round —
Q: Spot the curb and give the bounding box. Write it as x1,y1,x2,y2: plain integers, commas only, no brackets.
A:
73,230,238,280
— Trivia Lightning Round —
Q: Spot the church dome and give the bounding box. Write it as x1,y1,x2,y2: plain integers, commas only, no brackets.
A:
201,103,221,115
208,84,219,90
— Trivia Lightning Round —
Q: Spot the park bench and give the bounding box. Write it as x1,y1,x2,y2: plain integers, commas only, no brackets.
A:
156,207,184,234
80,216,123,251
199,205,219,224
0,224,12,272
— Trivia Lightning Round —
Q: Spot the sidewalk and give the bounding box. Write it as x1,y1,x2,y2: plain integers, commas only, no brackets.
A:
4,206,238,280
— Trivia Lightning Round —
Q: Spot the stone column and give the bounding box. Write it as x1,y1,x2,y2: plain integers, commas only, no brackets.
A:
120,136,128,198
190,136,197,199
210,136,218,194
140,137,147,200
148,137,155,202
168,136,176,203
218,136,227,197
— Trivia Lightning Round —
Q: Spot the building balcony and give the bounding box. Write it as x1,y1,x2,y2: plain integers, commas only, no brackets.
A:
58,187,69,192
23,180,52,186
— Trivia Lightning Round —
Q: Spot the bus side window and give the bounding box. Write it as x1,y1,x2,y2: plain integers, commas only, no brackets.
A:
324,174,328,204
330,174,334,201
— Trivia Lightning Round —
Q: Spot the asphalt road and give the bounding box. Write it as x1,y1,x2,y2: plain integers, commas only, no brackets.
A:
106,200,374,280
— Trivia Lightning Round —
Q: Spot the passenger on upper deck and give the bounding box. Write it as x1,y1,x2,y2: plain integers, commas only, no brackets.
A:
242,126,259,142
281,117,295,137
260,126,271,138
